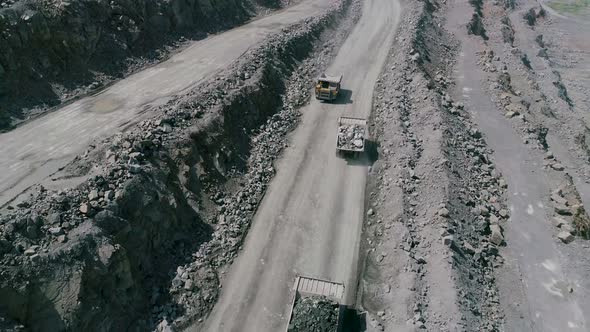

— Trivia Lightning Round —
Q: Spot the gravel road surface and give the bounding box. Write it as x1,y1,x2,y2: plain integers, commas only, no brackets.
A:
0,0,335,207
197,0,401,331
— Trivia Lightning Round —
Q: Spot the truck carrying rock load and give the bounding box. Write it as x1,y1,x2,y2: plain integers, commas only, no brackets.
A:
336,116,368,158
285,276,345,332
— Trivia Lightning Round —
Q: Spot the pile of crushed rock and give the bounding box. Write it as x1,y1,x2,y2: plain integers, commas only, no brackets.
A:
337,123,365,150
288,296,339,332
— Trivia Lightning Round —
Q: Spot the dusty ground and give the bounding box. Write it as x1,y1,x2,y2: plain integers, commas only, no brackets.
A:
2,0,590,330
0,0,336,209
360,0,507,330
198,0,400,330
445,0,590,329
0,0,357,330
0,0,288,130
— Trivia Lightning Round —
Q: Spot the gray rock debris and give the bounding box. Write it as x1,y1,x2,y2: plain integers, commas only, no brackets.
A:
288,296,339,332
489,224,504,246
337,124,365,150
557,231,574,244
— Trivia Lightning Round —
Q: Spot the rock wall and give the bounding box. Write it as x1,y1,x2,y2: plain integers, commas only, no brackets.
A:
0,0,355,330
0,0,281,130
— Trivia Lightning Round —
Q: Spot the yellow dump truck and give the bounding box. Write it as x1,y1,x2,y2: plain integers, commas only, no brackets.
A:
315,74,343,102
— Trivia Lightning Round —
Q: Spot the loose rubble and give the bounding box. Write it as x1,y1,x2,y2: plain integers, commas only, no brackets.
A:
288,296,339,332
549,177,590,241
0,0,359,330
361,0,506,330
337,124,365,150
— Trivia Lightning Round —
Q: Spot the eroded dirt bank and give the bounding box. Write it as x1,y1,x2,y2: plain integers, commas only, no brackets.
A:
0,0,358,330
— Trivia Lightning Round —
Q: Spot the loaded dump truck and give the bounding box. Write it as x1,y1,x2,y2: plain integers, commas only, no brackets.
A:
285,276,345,332
315,74,342,102
336,116,368,158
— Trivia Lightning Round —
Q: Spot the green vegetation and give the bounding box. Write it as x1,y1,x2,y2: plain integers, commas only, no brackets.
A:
573,205,590,239
548,0,590,15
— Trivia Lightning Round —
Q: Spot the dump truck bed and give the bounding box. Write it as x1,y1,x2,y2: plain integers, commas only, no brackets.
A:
295,276,345,300
285,276,345,332
318,74,343,84
336,116,368,152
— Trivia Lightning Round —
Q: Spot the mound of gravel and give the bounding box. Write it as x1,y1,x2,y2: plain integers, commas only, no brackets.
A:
337,124,365,150
288,296,339,332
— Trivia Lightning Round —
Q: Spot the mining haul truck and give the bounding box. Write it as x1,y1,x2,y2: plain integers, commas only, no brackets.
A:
285,276,345,332
315,74,342,102
336,116,368,158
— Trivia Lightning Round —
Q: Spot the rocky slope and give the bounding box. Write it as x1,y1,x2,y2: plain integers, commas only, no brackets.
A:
0,0,359,330
0,0,285,130
360,0,506,330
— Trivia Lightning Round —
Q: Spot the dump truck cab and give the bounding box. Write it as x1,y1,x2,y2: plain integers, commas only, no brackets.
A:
315,74,342,102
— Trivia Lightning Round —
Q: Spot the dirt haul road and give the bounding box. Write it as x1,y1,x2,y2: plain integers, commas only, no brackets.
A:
198,0,401,331
0,0,335,208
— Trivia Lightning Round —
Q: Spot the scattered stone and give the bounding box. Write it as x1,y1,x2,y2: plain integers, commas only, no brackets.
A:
156,319,173,332
552,217,566,228
383,284,391,293
550,193,568,206
24,245,39,256
557,231,574,244
30,254,41,263
438,207,450,217
88,190,99,201
555,204,572,216
104,190,115,200
463,241,476,255
79,203,90,215
490,224,504,245
129,164,142,174
443,235,454,246
367,208,375,216
499,209,509,218
551,163,565,171
184,279,194,291
561,223,574,234
48,227,63,235
489,214,499,225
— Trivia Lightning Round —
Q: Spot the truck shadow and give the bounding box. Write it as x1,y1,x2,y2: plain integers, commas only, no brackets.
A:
332,89,353,105
339,306,367,332
340,140,379,167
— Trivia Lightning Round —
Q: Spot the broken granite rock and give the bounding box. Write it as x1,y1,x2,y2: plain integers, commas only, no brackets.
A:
489,224,504,246
557,231,574,244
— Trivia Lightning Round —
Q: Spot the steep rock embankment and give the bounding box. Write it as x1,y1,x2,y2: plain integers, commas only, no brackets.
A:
0,0,282,130
0,0,356,330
